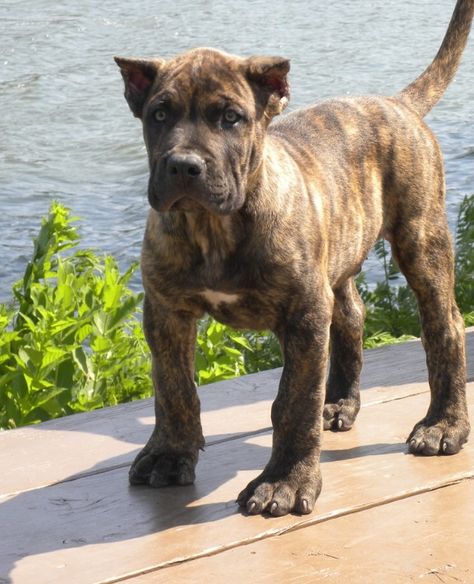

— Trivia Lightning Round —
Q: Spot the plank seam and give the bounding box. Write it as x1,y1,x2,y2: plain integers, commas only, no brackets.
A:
94,473,474,584
0,389,431,499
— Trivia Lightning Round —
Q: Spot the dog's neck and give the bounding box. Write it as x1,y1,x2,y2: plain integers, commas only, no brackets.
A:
182,210,237,261
156,207,243,272
154,147,283,268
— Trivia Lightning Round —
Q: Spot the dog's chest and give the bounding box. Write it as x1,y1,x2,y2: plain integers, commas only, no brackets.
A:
194,279,289,331
146,211,296,329
199,289,240,310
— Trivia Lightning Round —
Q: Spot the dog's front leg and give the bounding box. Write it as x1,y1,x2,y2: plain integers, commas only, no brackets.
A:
129,295,205,488
238,294,333,516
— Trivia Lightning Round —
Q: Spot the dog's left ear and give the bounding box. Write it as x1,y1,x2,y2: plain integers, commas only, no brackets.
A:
114,57,165,118
245,56,290,118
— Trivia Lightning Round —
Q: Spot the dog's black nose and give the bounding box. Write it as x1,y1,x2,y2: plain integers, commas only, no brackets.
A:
167,153,205,180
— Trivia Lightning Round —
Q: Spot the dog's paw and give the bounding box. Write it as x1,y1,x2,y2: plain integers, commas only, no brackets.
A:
323,398,359,431
237,470,322,516
129,449,198,487
407,417,470,456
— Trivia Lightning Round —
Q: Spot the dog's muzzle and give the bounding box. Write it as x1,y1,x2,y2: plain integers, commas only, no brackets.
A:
148,152,211,212
148,150,245,215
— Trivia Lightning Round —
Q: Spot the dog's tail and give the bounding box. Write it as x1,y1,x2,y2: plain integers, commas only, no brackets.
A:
397,0,474,117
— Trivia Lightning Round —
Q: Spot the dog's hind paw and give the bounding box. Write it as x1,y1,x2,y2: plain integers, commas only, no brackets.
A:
237,470,322,517
407,417,470,456
323,398,359,431
129,450,198,487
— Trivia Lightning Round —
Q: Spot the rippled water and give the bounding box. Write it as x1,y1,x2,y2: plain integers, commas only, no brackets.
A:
1,0,473,300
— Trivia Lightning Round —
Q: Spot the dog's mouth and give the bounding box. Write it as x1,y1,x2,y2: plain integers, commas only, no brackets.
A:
149,184,240,215
168,197,205,212
148,156,245,214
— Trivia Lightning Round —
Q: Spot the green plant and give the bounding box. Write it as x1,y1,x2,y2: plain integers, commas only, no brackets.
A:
357,193,474,340
356,239,420,341
455,194,474,324
196,318,252,383
196,319,282,383
0,203,151,429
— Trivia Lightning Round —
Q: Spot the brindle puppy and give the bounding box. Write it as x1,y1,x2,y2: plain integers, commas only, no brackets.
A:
115,0,473,516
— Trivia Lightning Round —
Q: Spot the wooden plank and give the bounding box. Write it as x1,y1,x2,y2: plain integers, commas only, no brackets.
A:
1,385,473,584
133,479,474,584
0,328,472,496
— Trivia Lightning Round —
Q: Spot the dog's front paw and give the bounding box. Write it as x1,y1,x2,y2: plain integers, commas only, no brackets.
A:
129,448,199,487
407,416,470,455
237,469,322,516
323,398,359,431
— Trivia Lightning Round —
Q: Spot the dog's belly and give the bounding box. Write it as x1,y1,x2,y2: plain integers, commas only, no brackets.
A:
327,203,384,287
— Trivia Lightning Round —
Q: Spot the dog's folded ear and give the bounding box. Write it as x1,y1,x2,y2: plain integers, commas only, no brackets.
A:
245,56,290,118
114,57,165,118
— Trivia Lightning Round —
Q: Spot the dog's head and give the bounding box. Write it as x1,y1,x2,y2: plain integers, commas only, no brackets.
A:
115,48,289,214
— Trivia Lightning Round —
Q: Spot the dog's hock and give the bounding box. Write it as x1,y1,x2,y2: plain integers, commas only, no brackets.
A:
114,56,165,118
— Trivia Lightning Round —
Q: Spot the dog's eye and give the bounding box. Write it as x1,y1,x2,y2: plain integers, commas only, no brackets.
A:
223,109,241,125
154,109,167,122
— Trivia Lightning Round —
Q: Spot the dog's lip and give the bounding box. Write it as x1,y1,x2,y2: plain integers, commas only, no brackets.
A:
152,189,229,211
149,188,186,212
152,196,179,213
168,197,205,212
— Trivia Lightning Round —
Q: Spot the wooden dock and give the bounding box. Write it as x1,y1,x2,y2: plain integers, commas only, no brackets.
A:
1,329,473,584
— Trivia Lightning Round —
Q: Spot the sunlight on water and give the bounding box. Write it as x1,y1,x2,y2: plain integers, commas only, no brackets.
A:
0,0,473,299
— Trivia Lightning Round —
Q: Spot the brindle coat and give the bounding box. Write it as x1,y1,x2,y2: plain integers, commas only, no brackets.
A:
115,0,473,516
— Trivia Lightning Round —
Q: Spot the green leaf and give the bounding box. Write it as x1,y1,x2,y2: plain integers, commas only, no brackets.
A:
229,335,253,351
106,296,141,333
72,347,90,376
30,387,69,409
93,312,107,335
56,358,75,391
42,347,68,368
75,324,93,342
49,319,77,335
91,336,112,352
223,346,243,358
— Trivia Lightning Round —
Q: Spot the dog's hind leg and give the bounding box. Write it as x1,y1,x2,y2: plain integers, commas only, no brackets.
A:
390,217,470,455
324,278,364,431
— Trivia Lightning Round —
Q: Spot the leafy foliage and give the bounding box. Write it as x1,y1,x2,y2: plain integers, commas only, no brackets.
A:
455,195,474,324
356,239,420,340
196,318,282,383
1,195,472,429
0,203,151,429
357,194,474,339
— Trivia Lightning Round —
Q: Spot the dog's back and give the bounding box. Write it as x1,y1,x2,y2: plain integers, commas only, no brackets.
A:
267,0,474,285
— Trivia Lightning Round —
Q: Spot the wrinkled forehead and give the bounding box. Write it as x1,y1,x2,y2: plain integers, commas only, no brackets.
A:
154,49,254,108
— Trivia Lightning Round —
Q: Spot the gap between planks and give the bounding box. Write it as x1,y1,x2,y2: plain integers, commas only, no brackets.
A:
3,385,473,584
1,387,429,500
97,474,474,584
2,329,471,500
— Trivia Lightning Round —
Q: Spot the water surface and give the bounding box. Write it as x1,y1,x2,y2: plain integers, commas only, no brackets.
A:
1,0,473,300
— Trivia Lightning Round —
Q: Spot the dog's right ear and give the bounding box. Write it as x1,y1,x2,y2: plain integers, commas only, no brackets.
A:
114,57,165,118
